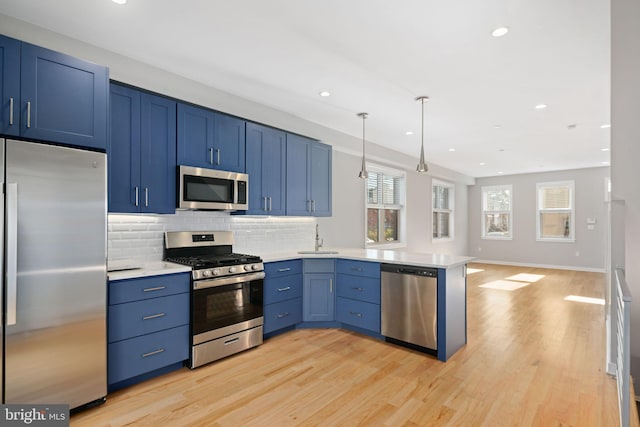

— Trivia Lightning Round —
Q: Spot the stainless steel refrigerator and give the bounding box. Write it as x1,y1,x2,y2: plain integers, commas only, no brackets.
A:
1,138,107,409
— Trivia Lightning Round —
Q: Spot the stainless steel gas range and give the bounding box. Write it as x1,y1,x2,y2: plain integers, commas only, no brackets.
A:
164,231,264,368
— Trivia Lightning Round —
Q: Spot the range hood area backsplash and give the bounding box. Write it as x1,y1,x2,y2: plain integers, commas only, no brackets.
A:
108,211,316,263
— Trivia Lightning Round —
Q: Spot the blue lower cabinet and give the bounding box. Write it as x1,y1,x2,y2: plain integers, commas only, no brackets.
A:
264,298,303,334
108,325,189,385
336,297,380,333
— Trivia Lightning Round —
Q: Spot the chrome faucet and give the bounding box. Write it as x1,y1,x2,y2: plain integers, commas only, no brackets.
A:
315,224,324,252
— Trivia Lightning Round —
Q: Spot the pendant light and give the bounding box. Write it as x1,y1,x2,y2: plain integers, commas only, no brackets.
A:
415,96,429,173
357,112,369,179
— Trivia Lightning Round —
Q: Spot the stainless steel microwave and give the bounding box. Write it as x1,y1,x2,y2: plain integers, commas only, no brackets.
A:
178,165,248,211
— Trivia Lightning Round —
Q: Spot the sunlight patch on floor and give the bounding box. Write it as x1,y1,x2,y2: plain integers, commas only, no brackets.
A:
564,295,605,305
467,268,484,274
479,280,531,291
505,273,545,282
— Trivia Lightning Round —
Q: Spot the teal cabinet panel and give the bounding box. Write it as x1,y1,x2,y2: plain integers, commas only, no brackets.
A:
264,298,302,334
336,297,380,333
336,274,381,305
336,259,380,279
264,274,303,305
264,259,303,278
0,34,20,136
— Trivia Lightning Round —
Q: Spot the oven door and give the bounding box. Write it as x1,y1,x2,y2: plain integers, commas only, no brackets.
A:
192,272,264,344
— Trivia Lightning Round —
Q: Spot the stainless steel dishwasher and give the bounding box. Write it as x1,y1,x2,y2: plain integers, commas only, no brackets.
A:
381,263,438,352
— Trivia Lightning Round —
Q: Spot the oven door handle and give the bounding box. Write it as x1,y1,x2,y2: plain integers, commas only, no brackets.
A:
193,271,266,290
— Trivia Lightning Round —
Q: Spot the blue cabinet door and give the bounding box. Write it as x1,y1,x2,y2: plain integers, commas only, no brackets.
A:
140,93,176,214
214,113,246,172
310,141,332,216
303,273,335,322
177,103,215,169
0,35,20,136
245,122,286,215
20,42,108,149
108,84,141,213
286,134,332,216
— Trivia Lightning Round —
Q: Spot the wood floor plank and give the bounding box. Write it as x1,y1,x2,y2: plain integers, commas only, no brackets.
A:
71,263,624,426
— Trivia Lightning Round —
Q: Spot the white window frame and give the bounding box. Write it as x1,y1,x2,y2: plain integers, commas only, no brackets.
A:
536,180,575,242
364,163,406,249
432,179,455,242
481,184,513,240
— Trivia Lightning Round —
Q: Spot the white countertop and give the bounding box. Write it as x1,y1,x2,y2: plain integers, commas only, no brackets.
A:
107,261,191,281
261,248,474,269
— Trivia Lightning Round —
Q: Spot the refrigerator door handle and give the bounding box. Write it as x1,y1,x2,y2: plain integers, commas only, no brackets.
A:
6,182,18,326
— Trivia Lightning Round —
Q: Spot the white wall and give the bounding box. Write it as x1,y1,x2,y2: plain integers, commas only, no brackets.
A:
0,13,473,259
468,167,609,271
612,0,640,388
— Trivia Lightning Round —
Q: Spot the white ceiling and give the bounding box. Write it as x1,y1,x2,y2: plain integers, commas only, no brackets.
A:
0,0,610,178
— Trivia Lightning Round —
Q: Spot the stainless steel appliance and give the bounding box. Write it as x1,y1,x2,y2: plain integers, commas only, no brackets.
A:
381,263,438,353
164,231,264,368
0,139,107,409
178,165,248,211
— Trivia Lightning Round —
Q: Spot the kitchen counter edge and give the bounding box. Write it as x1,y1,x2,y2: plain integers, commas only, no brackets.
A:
108,261,192,281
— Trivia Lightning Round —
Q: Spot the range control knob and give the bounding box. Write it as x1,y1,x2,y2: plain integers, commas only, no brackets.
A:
252,264,260,271
228,266,237,274
244,265,251,271
202,270,212,277
212,268,220,276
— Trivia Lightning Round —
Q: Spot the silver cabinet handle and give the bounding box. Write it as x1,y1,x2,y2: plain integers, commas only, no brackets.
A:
350,312,363,317
142,348,165,358
6,183,18,326
311,200,316,213
209,147,214,164
307,200,312,213
268,196,272,211
145,188,149,207
142,313,166,320
9,97,14,125
224,337,240,346
135,187,139,207
352,287,364,291
216,148,221,165
278,268,291,272
263,196,268,211
26,101,31,128
330,278,333,293
276,312,290,318
277,286,291,292
143,286,166,292
351,267,364,272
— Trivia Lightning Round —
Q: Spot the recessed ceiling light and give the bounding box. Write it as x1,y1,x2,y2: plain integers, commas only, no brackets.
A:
602,161,610,165
319,91,331,97
494,125,502,129
449,148,456,152
112,0,126,4
535,104,547,110
601,148,610,152
600,124,611,129
479,162,486,166
405,131,414,135
498,171,504,175
491,27,509,37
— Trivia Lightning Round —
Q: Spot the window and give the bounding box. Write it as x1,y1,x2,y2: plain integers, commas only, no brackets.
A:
366,165,405,246
536,181,575,241
482,185,512,239
432,180,454,240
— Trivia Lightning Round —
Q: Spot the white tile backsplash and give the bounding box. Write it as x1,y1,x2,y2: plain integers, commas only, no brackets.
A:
108,211,317,262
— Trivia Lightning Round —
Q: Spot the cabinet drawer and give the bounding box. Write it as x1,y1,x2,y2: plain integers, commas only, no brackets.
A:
264,259,302,278
264,298,302,334
336,274,380,304
336,259,380,279
336,297,380,333
303,258,335,273
109,273,190,304
108,325,189,385
108,293,189,342
264,274,303,305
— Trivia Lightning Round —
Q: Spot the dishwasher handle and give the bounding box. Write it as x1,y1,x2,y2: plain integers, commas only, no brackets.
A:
381,263,438,278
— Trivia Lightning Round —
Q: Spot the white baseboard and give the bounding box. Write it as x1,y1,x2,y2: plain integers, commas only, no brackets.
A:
471,259,606,273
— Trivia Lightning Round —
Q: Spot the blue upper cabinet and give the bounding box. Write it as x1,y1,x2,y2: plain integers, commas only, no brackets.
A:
1,35,108,149
177,103,246,172
245,122,286,215
286,134,332,217
0,35,20,136
109,83,176,214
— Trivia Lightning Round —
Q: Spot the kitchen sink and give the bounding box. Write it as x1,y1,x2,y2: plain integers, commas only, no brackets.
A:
297,250,339,255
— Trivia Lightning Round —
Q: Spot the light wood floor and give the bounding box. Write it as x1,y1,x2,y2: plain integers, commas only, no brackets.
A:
72,263,621,426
